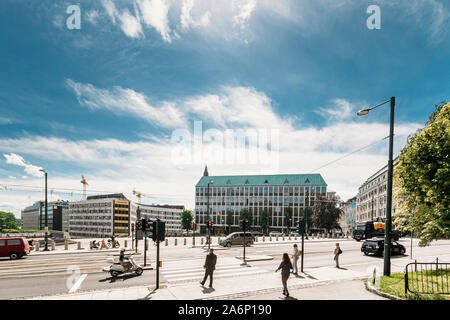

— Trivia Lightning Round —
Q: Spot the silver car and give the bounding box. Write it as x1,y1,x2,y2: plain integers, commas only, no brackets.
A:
219,232,254,247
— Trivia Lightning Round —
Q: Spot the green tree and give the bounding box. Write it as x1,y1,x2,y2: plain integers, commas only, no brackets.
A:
0,211,18,229
239,208,253,229
180,209,193,236
311,196,342,232
226,210,234,234
284,207,293,233
393,102,450,246
259,208,270,235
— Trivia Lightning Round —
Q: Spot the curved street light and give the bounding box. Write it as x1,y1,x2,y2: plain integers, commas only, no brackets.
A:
357,96,395,276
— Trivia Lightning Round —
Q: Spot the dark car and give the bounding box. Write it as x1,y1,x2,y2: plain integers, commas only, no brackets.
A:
361,237,406,257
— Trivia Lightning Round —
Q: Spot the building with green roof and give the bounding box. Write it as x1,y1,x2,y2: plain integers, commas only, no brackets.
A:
195,167,328,234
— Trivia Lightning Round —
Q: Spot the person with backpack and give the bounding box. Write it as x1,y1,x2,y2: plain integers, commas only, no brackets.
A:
275,253,293,297
334,243,342,268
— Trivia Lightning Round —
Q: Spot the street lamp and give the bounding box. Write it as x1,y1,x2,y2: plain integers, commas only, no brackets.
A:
207,180,213,249
357,96,395,276
39,169,49,251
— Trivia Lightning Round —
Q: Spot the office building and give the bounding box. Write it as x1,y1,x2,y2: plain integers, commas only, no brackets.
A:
21,200,69,231
194,168,328,234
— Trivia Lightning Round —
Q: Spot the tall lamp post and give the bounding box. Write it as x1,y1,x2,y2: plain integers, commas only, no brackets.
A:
207,180,213,250
39,169,49,251
357,96,395,276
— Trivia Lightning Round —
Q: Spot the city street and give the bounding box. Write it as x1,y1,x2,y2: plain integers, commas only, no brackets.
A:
2,237,449,300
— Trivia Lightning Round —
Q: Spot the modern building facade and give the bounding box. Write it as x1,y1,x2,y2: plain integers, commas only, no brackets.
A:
356,158,399,223
195,170,328,234
137,204,184,236
342,197,357,233
21,200,69,231
68,193,131,238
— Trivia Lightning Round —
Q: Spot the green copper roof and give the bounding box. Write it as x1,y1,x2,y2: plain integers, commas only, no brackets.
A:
195,174,327,187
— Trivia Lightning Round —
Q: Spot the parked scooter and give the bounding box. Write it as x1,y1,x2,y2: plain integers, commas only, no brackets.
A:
103,253,143,278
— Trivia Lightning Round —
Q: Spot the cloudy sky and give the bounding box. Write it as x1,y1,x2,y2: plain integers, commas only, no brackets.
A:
1,0,449,218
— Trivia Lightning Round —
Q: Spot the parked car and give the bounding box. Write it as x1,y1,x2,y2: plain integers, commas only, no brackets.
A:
289,231,300,237
219,232,254,247
269,231,282,237
250,231,263,237
0,237,30,260
361,237,406,257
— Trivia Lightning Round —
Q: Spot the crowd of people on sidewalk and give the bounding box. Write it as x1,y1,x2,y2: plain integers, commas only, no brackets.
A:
198,242,343,298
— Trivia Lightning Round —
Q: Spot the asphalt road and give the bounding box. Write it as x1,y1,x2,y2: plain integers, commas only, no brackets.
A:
1,238,449,299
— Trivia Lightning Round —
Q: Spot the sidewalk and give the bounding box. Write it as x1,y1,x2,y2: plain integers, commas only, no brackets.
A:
25,265,376,300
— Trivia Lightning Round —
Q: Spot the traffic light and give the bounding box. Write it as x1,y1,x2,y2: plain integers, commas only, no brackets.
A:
207,220,213,229
190,223,195,230
141,218,147,232
151,220,157,241
131,223,134,232
145,219,151,232
157,220,166,241
137,220,142,231
240,219,249,232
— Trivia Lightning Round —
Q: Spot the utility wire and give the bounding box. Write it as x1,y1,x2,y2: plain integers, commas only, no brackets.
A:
309,136,389,173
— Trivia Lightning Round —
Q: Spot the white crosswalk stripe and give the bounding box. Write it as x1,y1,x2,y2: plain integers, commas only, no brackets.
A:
160,259,269,283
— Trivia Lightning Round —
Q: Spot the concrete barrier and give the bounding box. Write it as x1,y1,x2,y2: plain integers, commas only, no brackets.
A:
184,238,186,245
270,236,272,241
165,239,168,246
276,236,278,241
174,239,178,246
64,239,68,250
77,242,81,250
295,236,297,240
192,237,195,246
35,242,40,251
262,236,265,242
51,243,55,251
124,240,128,248
201,238,204,245
288,236,291,240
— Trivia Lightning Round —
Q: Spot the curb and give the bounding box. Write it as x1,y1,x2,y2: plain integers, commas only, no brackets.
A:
365,279,404,300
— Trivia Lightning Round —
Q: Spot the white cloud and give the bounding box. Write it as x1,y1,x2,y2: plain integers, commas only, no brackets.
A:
0,117,13,125
136,0,172,42
232,0,257,29
3,153,44,177
101,0,144,39
66,79,185,128
180,0,211,30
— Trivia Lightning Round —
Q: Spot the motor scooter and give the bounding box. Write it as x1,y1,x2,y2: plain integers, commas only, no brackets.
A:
103,253,143,278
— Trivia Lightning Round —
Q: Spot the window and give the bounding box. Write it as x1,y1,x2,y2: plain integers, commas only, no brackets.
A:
0,240,5,246
7,239,21,246
264,179,268,184
245,179,249,184
305,178,310,183
226,179,231,184
284,179,289,184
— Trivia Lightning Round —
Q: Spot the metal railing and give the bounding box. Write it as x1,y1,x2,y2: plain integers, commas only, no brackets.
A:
405,259,450,295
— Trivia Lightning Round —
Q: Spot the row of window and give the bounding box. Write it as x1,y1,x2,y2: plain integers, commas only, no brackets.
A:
69,202,112,208
196,186,326,196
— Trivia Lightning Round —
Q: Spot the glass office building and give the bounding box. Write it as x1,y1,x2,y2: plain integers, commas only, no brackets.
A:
195,171,328,233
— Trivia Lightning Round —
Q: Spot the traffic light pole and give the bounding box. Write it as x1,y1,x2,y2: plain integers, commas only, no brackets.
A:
156,219,160,289
144,232,147,267
243,229,246,265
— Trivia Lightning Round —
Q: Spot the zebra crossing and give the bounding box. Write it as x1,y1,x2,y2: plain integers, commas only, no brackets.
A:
160,258,269,284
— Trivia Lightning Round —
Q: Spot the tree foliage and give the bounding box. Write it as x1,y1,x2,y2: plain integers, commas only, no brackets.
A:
0,211,18,229
239,208,253,226
284,207,293,232
180,209,193,235
259,208,270,235
226,210,233,233
311,196,342,232
393,102,450,246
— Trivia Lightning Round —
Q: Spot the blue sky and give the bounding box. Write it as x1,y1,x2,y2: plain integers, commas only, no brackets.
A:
0,0,449,217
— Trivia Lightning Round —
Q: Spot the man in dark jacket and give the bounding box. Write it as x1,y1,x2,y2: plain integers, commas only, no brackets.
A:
200,248,217,288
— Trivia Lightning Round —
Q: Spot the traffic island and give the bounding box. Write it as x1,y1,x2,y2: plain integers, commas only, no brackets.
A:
235,255,273,262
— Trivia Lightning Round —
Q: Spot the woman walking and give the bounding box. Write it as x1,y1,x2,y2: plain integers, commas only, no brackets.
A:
334,243,342,268
275,253,293,297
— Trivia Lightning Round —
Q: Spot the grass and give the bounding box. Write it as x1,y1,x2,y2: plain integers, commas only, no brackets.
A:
375,271,450,300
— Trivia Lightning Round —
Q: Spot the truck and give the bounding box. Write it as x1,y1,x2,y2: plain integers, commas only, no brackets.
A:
352,219,401,242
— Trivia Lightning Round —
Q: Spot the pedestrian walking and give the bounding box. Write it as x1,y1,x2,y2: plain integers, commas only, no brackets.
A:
333,243,342,268
292,244,301,275
200,248,217,288
275,253,293,297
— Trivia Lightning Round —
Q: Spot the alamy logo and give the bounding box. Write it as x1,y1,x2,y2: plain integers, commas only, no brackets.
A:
66,5,81,30
66,265,87,293
367,5,381,30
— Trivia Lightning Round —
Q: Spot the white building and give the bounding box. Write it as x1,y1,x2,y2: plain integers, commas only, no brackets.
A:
136,204,184,236
356,158,399,223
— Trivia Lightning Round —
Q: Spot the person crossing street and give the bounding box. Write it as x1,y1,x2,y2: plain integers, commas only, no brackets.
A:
200,248,217,288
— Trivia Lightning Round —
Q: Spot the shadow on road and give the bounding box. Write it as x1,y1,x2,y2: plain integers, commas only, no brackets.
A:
99,273,140,283
201,287,215,294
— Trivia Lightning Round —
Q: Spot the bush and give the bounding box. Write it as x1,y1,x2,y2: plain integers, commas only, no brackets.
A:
1,229,45,233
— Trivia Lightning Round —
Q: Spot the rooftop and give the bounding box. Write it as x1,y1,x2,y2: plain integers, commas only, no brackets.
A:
195,173,327,187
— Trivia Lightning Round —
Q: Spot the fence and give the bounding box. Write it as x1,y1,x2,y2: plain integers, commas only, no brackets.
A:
405,259,450,295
